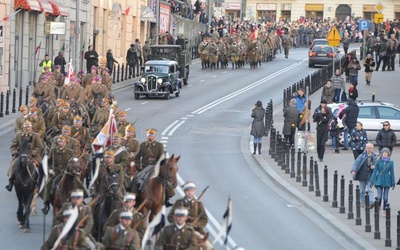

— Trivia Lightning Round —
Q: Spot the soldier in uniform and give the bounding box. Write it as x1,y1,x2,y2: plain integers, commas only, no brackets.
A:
106,133,129,168
229,40,239,70
33,75,55,105
61,76,85,104
91,98,110,128
101,211,140,250
71,115,91,151
103,193,145,241
28,96,44,117
85,76,109,108
116,110,133,137
41,209,87,250
198,37,209,69
217,38,228,69
52,189,95,249
167,182,208,235
51,125,79,153
51,102,74,132
102,68,113,91
207,39,219,70
53,65,65,98
6,121,43,191
28,107,46,138
282,30,292,59
155,208,197,250
122,125,140,179
41,135,75,214
15,105,29,134
82,65,99,89
46,98,64,128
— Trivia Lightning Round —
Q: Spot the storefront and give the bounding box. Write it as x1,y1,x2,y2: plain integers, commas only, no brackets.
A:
305,4,323,20
256,3,277,22
281,4,292,22
363,5,378,21
225,3,241,19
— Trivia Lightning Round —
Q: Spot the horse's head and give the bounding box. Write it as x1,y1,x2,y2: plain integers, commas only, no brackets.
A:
105,171,120,196
161,154,180,187
65,158,82,177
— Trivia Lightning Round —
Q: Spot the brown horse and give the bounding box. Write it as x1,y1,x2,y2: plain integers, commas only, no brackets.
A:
51,157,84,216
140,154,180,221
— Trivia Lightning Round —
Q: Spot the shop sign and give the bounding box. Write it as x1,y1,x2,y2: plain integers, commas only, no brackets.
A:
281,4,292,11
256,3,277,11
224,3,241,10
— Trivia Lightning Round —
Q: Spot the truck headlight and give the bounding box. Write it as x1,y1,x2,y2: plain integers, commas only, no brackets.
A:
157,78,163,84
140,78,146,83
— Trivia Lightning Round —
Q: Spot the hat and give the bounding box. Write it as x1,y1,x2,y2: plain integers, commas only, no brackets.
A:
320,99,327,104
62,125,71,132
119,211,133,219
126,124,135,132
63,209,74,217
91,65,98,70
71,189,84,198
117,110,127,115
123,193,136,202
174,208,189,216
56,98,65,104
23,121,32,127
255,100,262,107
45,53,49,56
74,115,83,122
183,181,196,190
381,147,391,155
19,105,28,112
30,97,38,102
55,65,61,69
94,76,102,81
62,102,71,107
113,133,122,139
102,98,109,103
146,128,157,135
70,76,79,82
57,135,68,142
130,44,135,47
78,70,84,75
104,151,115,157
40,75,49,81
29,107,38,112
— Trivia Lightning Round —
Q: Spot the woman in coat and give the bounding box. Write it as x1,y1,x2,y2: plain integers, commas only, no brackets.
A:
106,49,119,74
348,82,358,101
251,100,266,154
376,121,397,153
283,99,299,148
350,121,368,159
370,147,395,217
363,54,375,85
321,80,334,104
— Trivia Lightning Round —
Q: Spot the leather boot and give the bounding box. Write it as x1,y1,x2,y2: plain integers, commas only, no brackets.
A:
258,143,262,154
232,63,234,70
253,143,257,154
5,178,14,192
42,201,50,215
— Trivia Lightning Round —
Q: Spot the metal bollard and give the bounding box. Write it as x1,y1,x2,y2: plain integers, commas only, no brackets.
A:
0,92,3,117
296,148,301,182
290,146,295,178
332,170,338,208
372,92,375,102
374,197,381,239
302,152,307,187
314,161,320,197
5,90,10,115
386,204,391,247
25,85,29,105
285,144,290,174
348,180,354,219
116,65,120,82
339,175,345,213
112,65,116,83
280,139,287,169
355,185,362,225
397,211,400,250
275,133,281,163
124,63,128,81
121,63,125,82
309,158,314,191
12,88,16,113
323,165,329,202
365,193,371,232
19,87,23,108
128,64,132,79
269,127,276,157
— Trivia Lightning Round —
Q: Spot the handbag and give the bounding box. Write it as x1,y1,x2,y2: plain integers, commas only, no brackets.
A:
379,51,387,57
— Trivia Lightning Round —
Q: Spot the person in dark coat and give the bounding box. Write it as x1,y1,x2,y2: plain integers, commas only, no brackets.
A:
363,54,375,86
339,99,359,150
84,45,99,73
313,99,332,162
251,100,266,154
106,49,119,75
283,99,299,147
348,83,358,101
376,121,397,153
53,52,66,75
126,44,137,78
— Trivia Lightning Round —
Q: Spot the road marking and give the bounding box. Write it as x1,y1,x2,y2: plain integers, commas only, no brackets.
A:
212,75,217,78
168,120,185,136
186,114,195,117
124,108,131,111
161,136,169,140
199,79,205,82
181,117,188,120
141,101,148,105
161,120,180,136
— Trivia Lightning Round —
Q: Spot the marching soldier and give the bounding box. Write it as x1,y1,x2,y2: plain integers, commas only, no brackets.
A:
116,110,133,137
61,76,85,104
46,98,64,128
101,211,140,250
168,182,208,235
91,98,110,128
198,37,209,69
282,31,292,59
71,115,91,151
103,193,145,240
6,121,43,192
41,209,87,250
33,75,55,105
41,135,75,214
155,207,197,250
51,102,74,131
15,105,29,134
229,40,239,69
28,107,46,138
207,39,219,70
92,151,124,197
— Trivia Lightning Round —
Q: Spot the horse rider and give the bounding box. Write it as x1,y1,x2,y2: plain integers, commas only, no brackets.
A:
41,209,87,250
85,76,109,108
106,133,129,170
51,126,80,153
6,120,43,192
41,135,75,214
53,65,65,98
52,189,95,250
15,105,29,134
101,211,140,250
121,125,140,179
51,102,74,132
46,98,64,129
28,96,44,117
28,107,46,138
116,110,133,137
71,115,91,152
103,193,145,241
33,75,55,105
168,182,208,235
91,98,110,128
61,76,85,104
155,207,198,250
82,65,99,89
101,68,113,91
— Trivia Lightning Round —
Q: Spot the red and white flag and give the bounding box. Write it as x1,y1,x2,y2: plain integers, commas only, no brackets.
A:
124,6,131,16
91,112,118,154
251,25,258,40
64,59,75,85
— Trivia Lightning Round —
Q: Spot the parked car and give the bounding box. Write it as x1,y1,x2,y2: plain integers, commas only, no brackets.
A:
308,45,339,68
328,101,400,145
309,39,329,50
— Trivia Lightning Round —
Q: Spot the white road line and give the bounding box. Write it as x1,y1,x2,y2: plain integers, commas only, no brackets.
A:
187,114,195,117
212,75,217,77
161,136,169,140
124,108,131,111
161,120,180,136
168,120,185,136
181,117,188,120
199,79,205,82
140,101,148,105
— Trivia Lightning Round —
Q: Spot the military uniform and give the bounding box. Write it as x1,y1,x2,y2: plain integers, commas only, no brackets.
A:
53,202,94,236
52,111,74,130
33,82,55,102
46,105,62,128
155,224,197,250
82,73,96,89
91,107,109,127
207,42,219,70
134,141,165,171
85,84,109,106
103,208,145,240
117,121,133,137
51,135,79,153
15,115,28,134
28,116,46,138
122,137,140,163
71,125,91,150
102,74,113,91
41,223,87,250
93,163,124,197
102,224,140,250
106,144,129,168
61,84,85,104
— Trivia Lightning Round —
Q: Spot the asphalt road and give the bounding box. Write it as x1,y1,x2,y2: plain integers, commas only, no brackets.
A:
0,47,354,249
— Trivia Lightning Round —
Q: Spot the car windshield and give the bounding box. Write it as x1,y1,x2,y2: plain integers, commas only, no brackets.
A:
144,65,169,74
313,46,333,53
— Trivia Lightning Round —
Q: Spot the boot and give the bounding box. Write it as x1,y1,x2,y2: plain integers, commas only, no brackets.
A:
253,143,257,154
5,178,14,192
232,63,234,70
42,201,50,215
258,143,262,154
201,63,204,69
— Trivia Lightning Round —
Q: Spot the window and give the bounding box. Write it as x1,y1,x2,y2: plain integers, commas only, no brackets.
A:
358,107,375,119
377,107,400,120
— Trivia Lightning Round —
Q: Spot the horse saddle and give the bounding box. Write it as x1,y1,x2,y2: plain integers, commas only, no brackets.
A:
51,172,64,191
137,165,155,191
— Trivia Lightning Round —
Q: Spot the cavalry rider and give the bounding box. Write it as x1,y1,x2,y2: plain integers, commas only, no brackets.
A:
33,75,55,105
101,211,141,250
61,76,85,104
91,98,110,128
14,105,29,134
41,135,75,214
52,189,95,249
82,65,99,88
155,207,198,250
168,181,208,235
71,115,91,152
28,96,44,117
116,110,133,137
121,125,140,179
51,102,74,132
41,209,87,250
6,120,43,192
51,125,79,153
103,193,145,241
28,107,46,139
46,98,64,129
106,133,129,169
85,76,109,108
101,68,113,91
53,65,65,98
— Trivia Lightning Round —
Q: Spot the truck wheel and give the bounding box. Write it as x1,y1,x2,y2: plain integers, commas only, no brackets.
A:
134,89,140,100
183,77,188,85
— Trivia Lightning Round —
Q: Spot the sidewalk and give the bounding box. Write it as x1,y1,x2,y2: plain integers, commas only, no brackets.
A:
254,67,400,249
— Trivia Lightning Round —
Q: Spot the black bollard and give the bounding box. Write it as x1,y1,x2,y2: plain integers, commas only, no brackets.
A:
397,211,400,250
128,64,132,79
355,185,362,225
116,64,120,82
385,204,391,247
365,193,371,232
0,92,3,117
124,63,128,81
275,133,281,163
284,142,290,173
296,148,301,182
290,146,295,178
309,158,314,191
348,180,354,219
339,175,345,213
270,127,276,157
25,86,29,105
121,63,125,82
302,152,307,187
12,88,16,113
314,161,321,197
323,165,329,202
112,65,116,83
280,139,287,169
5,90,10,115
332,170,338,208
19,87,23,108
374,197,381,239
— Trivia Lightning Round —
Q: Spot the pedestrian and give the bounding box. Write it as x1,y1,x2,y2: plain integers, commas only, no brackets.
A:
106,49,119,75
372,36,381,63
342,33,350,55
350,121,368,159
312,99,332,162
251,100,266,154
142,41,151,63
348,82,358,101
298,100,311,132
387,34,397,71
283,99,299,147
376,121,397,154
342,53,353,82
293,88,307,126
331,69,345,103
347,57,361,86
126,44,137,78
39,53,52,72
53,52,66,75
370,147,396,217
84,45,99,73
329,115,339,151
339,99,359,150
321,80,334,104
363,54,375,86
134,39,142,76
351,143,377,208
375,37,388,71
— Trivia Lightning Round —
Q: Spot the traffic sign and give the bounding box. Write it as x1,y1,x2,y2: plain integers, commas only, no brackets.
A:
328,40,340,47
327,26,341,41
358,20,370,31
374,2,385,13
374,13,384,23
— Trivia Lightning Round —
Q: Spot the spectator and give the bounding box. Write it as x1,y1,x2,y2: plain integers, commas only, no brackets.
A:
106,49,118,75
348,82,358,101
251,100,266,154
376,121,397,154
312,99,332,162
54,52,66,75
350,121,368,159
283,99,299,147
347,57,361,86
134,39,142,77
39,53,53,73
363,53,375,86
142,41,151,63
84,45,99,73
298,100,311,132
321,79,334,104
126,44,137,78
339,99,359,150
331,69,345,103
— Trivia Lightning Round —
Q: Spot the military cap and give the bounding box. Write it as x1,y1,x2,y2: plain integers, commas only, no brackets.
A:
94,76,102,81
73,115,83,122
54,65,61,69
70,76,79,82
146,128,157,135
123,193,136,202
62,102,71,107
40,75,49,81
23,121,32,127
46,72,53,76
63,209,74,217
91,65,98,70
29,107,38,113
113,133,122,139
102,98,110,103
174,208,189,216
29,97,38,102
183,181,196,190
78,70,84,75
117,110,127,115
119,211,133,219
103,68,110,72
19,105,28,112
56,98,65,104
71,189,84,198
125,124,135,132
62,125,71,132
104,151,115,157
57,135,68,142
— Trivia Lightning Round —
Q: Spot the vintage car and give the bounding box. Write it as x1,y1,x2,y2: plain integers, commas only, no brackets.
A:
133,60,182,100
